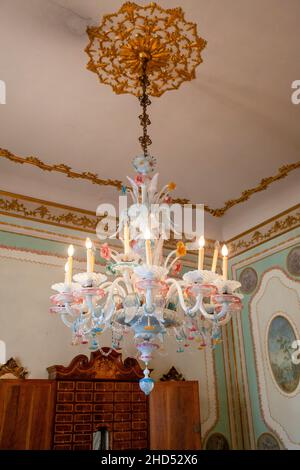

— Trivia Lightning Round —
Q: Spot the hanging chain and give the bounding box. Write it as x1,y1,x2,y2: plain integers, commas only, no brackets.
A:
138,59,152,157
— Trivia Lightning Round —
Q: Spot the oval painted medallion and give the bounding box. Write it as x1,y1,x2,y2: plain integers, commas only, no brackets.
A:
268,315,300,394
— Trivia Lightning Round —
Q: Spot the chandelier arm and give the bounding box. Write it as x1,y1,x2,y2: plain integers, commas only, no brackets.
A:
165,278,201,314
64,302,76,317
61,313,74,328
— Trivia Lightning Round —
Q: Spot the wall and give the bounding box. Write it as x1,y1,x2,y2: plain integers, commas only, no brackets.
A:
224,212,300,449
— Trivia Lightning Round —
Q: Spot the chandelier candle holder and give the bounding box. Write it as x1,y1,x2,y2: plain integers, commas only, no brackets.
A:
50,2,243,394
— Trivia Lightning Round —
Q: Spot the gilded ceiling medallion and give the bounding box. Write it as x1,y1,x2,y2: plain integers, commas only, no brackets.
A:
85,2,207,97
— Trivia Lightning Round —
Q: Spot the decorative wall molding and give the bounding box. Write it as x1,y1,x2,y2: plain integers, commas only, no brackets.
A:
0,190,100,233
227,204,300,257
249,269,300,449
1,147,299,217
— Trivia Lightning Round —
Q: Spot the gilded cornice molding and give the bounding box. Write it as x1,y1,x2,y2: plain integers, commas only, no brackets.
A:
227,204,300,257
0,148,123,190
1,148,299,217
0,190,100,232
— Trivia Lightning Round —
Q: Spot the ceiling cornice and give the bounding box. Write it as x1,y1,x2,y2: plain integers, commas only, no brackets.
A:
0,147,299,217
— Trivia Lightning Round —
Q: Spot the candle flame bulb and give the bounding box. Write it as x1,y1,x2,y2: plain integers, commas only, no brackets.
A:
198,236,205,248
68,245,74,257
221,244,228,257
86,238,92,249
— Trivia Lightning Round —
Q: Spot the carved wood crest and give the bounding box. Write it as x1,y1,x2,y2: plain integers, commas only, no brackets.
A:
0,357,28,379
47,348,144,381
160,366,185,382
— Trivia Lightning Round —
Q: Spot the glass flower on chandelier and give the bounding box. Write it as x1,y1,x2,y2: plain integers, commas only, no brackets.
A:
50,2,243,395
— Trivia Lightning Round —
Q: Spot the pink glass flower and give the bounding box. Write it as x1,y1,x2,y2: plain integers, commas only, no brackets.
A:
100,243,111,260
171,260,182,276
134,174,145,186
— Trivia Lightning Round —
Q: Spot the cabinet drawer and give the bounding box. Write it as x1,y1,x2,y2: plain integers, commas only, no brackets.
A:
94,382,114,391
93,403,114,412
57,392,74,402
114,412,131,422
74,414,92,422
115,383,132,391
114,392,131,402
76,381,93,391
132,430,147,440
73,433,92,443
94,392,114,403
93,413,113,422
54,434,72,443
75,392,93,402
56,403,73,413
113,431,132,442
57,381,74,391
55,424,73,433
114,402,131,412
132,421,147,430
55,414,73,423
113,421,131,431
74,423,92,433
75,403,93,413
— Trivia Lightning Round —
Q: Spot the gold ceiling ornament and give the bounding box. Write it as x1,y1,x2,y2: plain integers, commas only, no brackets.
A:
1,148,300,218
85,1,207,97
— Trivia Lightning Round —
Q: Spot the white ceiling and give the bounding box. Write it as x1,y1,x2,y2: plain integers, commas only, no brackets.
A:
0,0,299,239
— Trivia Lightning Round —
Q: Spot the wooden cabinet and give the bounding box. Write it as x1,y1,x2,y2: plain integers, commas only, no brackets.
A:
0,379,56,450
48,348,148,450
149,381,201,450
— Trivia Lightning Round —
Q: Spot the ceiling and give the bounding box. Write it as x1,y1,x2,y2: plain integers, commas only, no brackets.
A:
0,0,299,239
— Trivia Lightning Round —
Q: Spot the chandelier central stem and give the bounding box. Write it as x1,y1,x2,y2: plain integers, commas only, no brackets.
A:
138,58,152,157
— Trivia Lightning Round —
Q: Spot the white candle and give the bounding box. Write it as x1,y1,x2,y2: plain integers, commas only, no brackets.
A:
67,245,74,285
221,244,229,280
124,223,130,255
211,241,219,273
145,229,152,266
198,236,205,271
64,262,69,285
86,238,93,273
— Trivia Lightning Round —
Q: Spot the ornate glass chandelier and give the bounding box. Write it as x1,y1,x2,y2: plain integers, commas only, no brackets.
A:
50,2,243,395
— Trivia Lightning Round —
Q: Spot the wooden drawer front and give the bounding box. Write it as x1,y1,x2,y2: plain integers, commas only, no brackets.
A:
76,381,93,391
133,402,146,412
75,392,93,402
54,444,72,450
113,431,131,442
132,412,147,421
54,434,72,444
74,414,92,423
114,392,131,402
113,421,131,431
132,440,147,449
94,382,114,391
73,434,92,443
132,392,146,402
55,424,73,433
132,421,147,430
73,443,92,450
114,402,131,412
75,403,93,413
56,403,73,413
55,414,73,423
113,441,131,450
115,382,132,391
132,430,147,440
93,403,114,412
93,413,113,422
57,381,74,391
114,412,131,422
74,423,92,433
94,392,114,403
57,392,74,402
